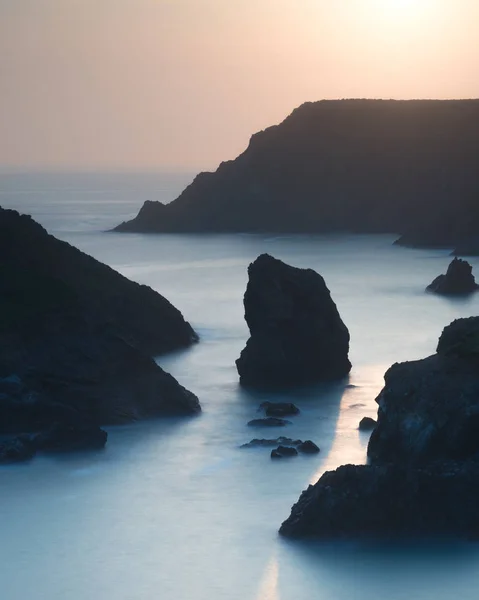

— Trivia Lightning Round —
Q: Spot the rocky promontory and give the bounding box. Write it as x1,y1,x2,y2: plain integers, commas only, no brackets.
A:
0,208,200,462
236,254,351,388
426,258,479,295
114,99,479,249
280,317,479,539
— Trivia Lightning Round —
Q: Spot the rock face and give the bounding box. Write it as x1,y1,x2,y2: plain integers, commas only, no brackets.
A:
426,258,479,295
280,317,479,539
114,99,479,249
279,462,479,538
236,254,351,388
368,317,479,464
0,208,200,451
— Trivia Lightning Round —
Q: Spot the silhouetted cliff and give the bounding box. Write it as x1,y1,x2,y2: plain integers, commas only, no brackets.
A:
114,99,479,247
0,208,200,437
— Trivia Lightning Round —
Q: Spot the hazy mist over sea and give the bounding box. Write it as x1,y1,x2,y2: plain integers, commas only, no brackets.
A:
1,172,479,600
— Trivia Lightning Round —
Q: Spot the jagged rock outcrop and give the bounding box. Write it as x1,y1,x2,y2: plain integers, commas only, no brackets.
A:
426,258,479,295
0,208,200,453
236,254,351,388
114,99,479,248
368,317,479,464
279,461,479,539
280,317,479,539
240,437,303,448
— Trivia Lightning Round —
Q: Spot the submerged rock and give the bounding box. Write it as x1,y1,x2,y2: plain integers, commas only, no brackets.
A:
236,254,351,389
358,417,377,431
247,417,292,427
426,258,479,295
259,401,300,417
279,461,479,539
297,440,320,454
240,437,303,448
271,446,298,459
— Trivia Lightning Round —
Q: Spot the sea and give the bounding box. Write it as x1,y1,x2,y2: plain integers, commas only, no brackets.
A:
1,171,479,600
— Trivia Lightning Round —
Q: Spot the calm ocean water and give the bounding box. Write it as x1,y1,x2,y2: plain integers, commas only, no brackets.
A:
1,172,479,600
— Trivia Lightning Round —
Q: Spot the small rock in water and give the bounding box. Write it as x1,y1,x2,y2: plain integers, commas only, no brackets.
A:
297,440,320,454
247,417,292,427
359,417,377,431
240,437,303,448
260,401,300,417
271,445,298,459
426,257,479,295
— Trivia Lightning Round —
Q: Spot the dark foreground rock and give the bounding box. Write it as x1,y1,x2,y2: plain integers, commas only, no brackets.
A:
271,446,298,459
279,461,479,539
368,317,479,465
426,258,479,295
236,254,351,389
260,401,300,417
247,417,292,427
0,208,200,456
114,99,479,250
280,317,479,539
358,417,377,431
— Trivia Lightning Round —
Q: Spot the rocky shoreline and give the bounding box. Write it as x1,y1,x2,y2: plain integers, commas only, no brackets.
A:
0,207,201,464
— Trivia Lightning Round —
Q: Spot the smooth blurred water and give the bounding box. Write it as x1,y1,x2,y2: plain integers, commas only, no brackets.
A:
2,172,479,600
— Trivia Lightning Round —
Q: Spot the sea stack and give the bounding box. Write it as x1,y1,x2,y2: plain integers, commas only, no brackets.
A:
236,254,351,389
426,257,479,295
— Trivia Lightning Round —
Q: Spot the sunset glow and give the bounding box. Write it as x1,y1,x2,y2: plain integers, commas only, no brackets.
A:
1,0,478,170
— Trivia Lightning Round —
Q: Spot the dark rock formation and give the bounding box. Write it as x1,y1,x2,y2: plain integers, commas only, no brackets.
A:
297,440,320,454
279,461,479,539
260,401,300,417
280,317,479,539
426,258,479,295
236,254,351,389
358,417,377,431
240,437,303,448
271,445,298,459
114,99,479,248
32,424,107,453
368,317,479,465
0,436,36,464
0,208,200,447
247,417,291,427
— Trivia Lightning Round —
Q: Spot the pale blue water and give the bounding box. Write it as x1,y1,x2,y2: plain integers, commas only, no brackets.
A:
1,172,479,600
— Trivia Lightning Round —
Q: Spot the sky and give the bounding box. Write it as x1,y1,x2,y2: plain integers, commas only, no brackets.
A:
1,0,478,171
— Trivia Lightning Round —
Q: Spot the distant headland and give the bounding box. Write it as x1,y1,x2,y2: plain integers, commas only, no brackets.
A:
114,99,479,251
